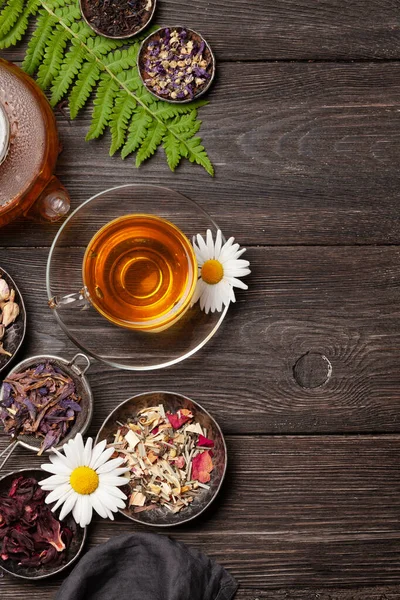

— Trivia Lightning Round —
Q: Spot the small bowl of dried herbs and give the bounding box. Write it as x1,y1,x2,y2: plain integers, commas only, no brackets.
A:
80,0,156,39
138,27,216,103
0,469,86,580
0,267,26,374
0,354,93,461
96,391,227,526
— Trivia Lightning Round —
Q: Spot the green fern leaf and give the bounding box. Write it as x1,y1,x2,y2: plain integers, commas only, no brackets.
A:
109,91,136,155
153,99,208,121
121,108,152,159
163,130,182,172
0,0,23,36
23,10,56,73
181,136,214,176
86,75,119,140
136,120,166,167
69,60,101,119
104,46,139,74
36,25,70,88
50,39,85,105
0,0,214,174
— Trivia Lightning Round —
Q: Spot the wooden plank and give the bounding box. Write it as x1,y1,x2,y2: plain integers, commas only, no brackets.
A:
2,63,400,246
2,0,400,61
3,246,400,434
2,435,400,595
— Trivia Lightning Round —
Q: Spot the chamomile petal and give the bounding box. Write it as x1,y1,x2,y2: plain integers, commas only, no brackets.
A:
57,490,77,519
96,457,127,474
88,439,107,469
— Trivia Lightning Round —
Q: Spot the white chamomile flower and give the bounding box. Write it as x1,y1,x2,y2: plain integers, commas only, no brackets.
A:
39,433,129,528
192,229,251,314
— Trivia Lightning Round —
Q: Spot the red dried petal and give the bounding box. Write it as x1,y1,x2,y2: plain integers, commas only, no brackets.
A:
167,408,193,429
192,450,213,484
172,456,185,469
197,435,214,448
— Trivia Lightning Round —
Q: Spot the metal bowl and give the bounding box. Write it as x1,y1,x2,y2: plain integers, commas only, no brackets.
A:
138,26,216,104
0,353,93,466
95,391,227,527
0,468,86,580
79,0,156,39
0,267,26,374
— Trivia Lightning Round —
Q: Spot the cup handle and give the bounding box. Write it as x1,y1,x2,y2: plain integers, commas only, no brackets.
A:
25,176,70,222
48,287,91,311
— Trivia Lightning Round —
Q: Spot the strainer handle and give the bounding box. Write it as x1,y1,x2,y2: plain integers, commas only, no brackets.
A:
68,353,91,376
0,439,19,471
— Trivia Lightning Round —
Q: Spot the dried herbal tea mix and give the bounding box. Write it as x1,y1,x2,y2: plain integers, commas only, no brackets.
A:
0,476,73,568
0,275,20,358
82,0,154,37
110,404,215,514
0,362,82,455
140,28,213,101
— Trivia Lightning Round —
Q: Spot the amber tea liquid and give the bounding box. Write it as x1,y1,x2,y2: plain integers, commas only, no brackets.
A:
82,214,197,331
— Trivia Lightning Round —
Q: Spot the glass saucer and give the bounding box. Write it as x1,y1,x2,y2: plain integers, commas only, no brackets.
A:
46,185,228,371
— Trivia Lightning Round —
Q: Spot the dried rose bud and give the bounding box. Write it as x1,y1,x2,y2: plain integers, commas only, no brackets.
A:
2,296,19,327
0,277,10,302
0,342,11,357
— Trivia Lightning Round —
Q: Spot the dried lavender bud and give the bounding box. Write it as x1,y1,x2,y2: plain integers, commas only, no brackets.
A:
141,28,213,102
0,277,10,302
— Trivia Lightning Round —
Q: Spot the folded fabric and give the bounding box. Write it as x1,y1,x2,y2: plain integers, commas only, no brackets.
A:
55,532,238,600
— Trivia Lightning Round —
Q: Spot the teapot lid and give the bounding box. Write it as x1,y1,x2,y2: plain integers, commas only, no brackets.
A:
0,102,10,166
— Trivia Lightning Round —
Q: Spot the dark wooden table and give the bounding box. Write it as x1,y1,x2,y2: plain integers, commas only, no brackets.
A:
3,1,400,598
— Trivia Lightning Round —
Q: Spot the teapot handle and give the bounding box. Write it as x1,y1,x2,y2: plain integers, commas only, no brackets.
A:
25,176,70,222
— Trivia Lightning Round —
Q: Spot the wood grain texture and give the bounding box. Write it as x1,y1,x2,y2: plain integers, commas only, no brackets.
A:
2,246,400,434
2,0,400,61
2,63,400,246
2,436,400,595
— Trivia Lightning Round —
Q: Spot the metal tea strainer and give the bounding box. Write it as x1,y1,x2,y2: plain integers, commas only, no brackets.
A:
0,353,93,470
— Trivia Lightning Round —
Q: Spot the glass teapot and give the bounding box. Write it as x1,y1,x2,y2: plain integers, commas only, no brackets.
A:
0,59,70,227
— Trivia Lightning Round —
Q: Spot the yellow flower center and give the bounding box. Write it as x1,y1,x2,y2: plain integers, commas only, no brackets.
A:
70,466,99,495
201,260,224,285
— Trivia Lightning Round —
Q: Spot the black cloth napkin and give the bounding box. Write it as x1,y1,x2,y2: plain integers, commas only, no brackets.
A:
55,532,238,600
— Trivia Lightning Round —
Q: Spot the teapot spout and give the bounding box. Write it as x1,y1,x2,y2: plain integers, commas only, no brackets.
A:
25,176,70,222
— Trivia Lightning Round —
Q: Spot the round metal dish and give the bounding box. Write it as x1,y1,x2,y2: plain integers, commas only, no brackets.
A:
0,468,86,580
0,353,93,465
0,267,26,375
46,184,228,371
79,0,156,39
138,26,216,104
95,390,227,527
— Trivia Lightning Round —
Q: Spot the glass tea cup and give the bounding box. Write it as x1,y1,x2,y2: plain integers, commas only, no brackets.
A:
46,185,228,371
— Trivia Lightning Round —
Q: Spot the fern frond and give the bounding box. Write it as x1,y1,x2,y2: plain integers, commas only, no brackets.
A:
86,75,119,140
109,91,136,155
163,130,182,172
180,136,215,176
136,120,166,167
36,25,70,88
50,39,85,105
121,108,152,159
69,59,101,118
0,0,23,36
23,10,56,73
0,0,214,174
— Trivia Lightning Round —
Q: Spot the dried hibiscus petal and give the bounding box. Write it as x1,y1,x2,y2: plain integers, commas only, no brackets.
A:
0,476,72,568
192,450,214,484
